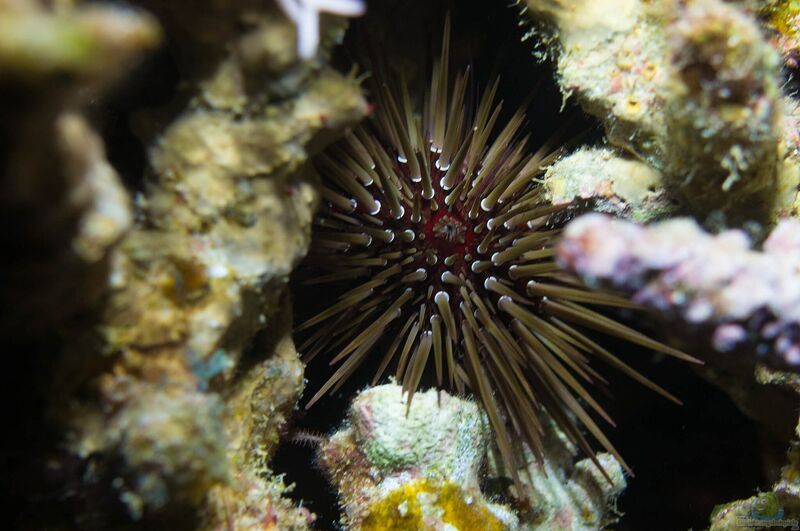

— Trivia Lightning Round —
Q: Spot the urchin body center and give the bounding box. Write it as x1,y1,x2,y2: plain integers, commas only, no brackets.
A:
433,214,467,244
415,206,477,275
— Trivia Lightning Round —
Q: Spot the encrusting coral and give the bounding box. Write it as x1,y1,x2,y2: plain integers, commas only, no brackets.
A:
316,383,626,530
0,0,159,339
65,0,366,524
558,213,800,371
542,146,674,223
520,0,800,225
504,420,627,530
317,384,517,530
557,212,800,522
3,0,367,528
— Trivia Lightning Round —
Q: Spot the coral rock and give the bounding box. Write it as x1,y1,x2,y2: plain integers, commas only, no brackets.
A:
558,213,800,370
318,384,519,530
543,146,674,222
493,417,626,530
521,0,798,225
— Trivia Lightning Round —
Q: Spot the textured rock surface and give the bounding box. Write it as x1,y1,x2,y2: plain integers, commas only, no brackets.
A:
62,0,366,524
558,214,800,370
543,146,674,222
493,418,627,530
762,0,800,68
0,0,159,338
317,383,626,530
318,384,519,530
2,0,367,528
664,0,783,224
558,212,800,524
519,4,800,526
522,0,799,225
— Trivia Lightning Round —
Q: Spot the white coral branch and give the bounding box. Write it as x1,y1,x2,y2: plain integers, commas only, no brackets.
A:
276,0,366,59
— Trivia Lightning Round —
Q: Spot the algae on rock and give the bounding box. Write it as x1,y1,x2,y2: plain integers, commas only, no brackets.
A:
317,384,519,530
522,0,800,226
3,0,367,528
0,0,159,339
316,383,626,530
521,0,800,526
543,146,674,222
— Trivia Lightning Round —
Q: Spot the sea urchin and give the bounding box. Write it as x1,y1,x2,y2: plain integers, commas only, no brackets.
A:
296,20,698,486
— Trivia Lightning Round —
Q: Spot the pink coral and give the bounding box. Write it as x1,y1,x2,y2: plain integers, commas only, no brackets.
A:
558,213,800,369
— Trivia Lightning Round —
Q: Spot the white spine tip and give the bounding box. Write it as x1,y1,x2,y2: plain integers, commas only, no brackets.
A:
441,271,457,283
434,291,449,304
491,252,502,266
423,189,435,200
395,205,406,219
487,218,496,230
384,230,395,243
471,261,480,273
480,198,493,212
439,176,452,190
397,154,408,163
403,229,415,241
369,200,381,215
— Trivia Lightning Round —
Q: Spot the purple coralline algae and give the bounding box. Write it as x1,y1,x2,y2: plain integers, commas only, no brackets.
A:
558,213,800,370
